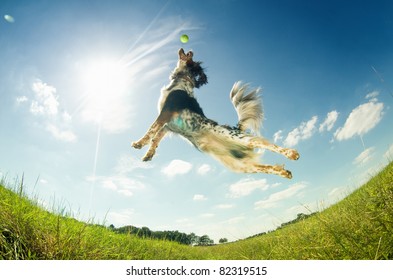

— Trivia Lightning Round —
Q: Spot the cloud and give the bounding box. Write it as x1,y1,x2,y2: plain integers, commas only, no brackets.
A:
17,79,77,142
107,209,135,226
87,175,145,197
365,90,379,101
223,216,246,225
273,130,283,143
334,99,384,141
200,213,214,218
161,159,192,177
319,110,339,132
228,178,270,198
215,204,234,209
114,154,154,174
254,182,307,210
383,144,393,159
16,96,28,104
46,124,77,143
197,164,212,175
193,194,207,201
30,80,59,116
353,147,375,166
283,116,318,147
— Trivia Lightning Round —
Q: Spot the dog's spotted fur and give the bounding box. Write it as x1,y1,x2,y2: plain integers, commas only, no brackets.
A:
132,49,299,179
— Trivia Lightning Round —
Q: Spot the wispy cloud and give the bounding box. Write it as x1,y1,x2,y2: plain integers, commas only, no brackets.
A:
383,144,393,159
107,208,135,226
353,147,375,166
273,130,283,143
46,124,77,143
222,216,246,225
193,194,207,201
365,90,379,101
215,204,235,209
283,116,318,147
319,110,339,132
17,79,77,142
334,97,384,141
228,178,270,198
114,154,154,174
254,182,307,210
87,175,145,197
161,159,193,177
197,164,212,175
16,96,28,104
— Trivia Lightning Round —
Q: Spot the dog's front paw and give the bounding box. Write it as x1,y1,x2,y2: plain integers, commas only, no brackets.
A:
142,154,153,162
285,149,300,161
132,141,143,149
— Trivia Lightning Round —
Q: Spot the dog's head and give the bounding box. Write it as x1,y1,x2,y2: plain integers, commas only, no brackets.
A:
172,48,208,88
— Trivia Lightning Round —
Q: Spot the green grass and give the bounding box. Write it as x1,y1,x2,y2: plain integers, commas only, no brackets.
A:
1,162,392,259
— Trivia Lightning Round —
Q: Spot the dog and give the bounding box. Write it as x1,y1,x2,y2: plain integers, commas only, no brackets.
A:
132,48,299,179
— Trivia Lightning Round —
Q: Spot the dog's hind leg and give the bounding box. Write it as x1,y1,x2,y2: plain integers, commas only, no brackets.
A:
142,127,167,161
248,137,300,160
252,163,293,179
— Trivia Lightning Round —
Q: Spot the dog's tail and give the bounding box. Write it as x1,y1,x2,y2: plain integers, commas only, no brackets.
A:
230,81,263,134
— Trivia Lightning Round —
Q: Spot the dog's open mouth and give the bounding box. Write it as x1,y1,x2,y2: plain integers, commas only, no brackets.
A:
179,48,193,61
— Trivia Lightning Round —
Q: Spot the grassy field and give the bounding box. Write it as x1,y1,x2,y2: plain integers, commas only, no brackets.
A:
1,161,392,260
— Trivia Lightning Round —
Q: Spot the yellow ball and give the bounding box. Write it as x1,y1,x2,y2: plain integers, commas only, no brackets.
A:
180,34,189,43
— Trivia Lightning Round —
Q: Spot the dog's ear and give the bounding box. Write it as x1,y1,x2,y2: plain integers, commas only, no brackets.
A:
195,71,208,88
189,61,208,88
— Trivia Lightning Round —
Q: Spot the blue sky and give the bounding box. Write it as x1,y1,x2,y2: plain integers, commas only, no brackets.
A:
1,0,392,242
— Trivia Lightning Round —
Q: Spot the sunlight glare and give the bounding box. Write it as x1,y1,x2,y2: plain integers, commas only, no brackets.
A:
81,58,129,123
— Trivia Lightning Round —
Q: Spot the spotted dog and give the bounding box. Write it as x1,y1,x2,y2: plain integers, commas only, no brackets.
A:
132,48,299,178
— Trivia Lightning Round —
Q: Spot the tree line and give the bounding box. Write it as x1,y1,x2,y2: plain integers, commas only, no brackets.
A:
109,225,216,246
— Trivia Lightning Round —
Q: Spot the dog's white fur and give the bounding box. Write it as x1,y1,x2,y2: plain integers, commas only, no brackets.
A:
132,49,299,178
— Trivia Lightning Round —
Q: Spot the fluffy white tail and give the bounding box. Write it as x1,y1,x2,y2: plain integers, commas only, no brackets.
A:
230,81,263,134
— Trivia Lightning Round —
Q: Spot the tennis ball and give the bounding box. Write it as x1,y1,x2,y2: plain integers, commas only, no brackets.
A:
4,14,15,23
180,34,189,43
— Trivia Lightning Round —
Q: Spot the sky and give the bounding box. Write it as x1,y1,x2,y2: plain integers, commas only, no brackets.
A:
1,0,392,243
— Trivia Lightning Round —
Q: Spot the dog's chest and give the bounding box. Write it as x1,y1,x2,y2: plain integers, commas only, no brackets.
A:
167,111,206,135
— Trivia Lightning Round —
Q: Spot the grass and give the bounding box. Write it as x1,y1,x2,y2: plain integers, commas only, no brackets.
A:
1,162,392,259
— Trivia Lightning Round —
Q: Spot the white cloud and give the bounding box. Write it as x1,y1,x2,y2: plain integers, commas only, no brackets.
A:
228,178,270,198
87,175,145,197
17,79,77,142
114,154,153,174
254,182,307,210
383,144,393,159
319,110,339,132
193,194,207,201
16,96,28,104
197,164,212,175
223,216,246,225
30,80,59,116
215,204,235,209
46,124,77,143
161,159,192,177
328,187,348,202
107,209,135,226
353,147,375,166
283,116,318,147
334,99,384,141
200,213,214,218
365,90,379,100
273,130,283,143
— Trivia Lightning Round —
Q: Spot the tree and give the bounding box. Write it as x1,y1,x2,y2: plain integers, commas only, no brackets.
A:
219,238,228,244
198,235,214,246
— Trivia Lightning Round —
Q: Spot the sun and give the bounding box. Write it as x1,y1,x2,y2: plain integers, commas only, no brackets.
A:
79,57,129,123
83,58,128,99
